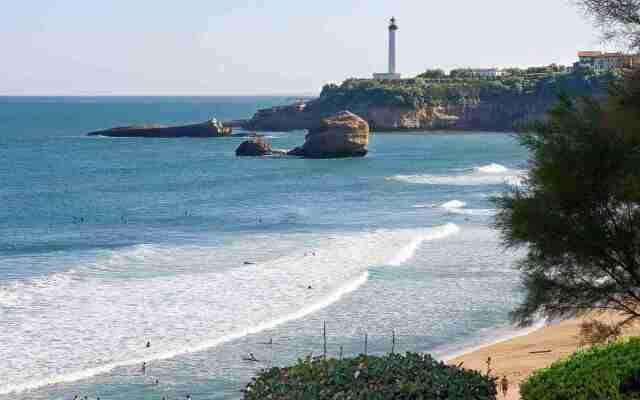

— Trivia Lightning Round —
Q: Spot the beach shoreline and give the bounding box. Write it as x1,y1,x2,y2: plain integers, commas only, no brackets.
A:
447,315,640,400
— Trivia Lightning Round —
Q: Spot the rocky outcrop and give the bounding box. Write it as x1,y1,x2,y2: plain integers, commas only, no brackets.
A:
241,72,614,132
87,120,232,138
235,138,272,156
244,100,550,133
288,111,368,158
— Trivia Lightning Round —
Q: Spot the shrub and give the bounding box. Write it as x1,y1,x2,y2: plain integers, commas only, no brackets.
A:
520,338,640,400
244,352,497,400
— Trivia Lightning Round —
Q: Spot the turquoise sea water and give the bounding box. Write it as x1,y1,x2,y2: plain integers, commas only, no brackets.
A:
0,97,529,399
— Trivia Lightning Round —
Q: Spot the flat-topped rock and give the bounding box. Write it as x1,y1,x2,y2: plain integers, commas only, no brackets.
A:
288,111,369,158
87,120,232,138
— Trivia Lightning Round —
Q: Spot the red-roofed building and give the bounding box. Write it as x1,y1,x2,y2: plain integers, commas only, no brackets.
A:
577,51,640,70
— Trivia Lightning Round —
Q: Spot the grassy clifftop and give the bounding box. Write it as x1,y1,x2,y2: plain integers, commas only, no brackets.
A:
315,67,619,111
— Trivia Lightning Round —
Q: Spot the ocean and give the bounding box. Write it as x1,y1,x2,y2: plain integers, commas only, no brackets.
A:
0,96,529,399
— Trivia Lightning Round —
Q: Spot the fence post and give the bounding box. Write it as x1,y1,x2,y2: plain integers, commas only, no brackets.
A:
323,321,327,359
364,333,368,356
392,329,396,354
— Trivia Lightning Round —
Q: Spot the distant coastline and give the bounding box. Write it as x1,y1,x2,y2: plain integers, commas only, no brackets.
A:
235,67,618,133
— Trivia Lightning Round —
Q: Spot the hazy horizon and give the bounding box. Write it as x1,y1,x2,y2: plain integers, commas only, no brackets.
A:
2,0,609,96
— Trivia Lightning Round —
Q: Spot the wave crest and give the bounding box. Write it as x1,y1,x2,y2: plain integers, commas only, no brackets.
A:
473,163,509,173
387,163,525,186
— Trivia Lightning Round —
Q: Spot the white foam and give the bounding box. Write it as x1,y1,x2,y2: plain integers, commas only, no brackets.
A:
0,226,457,395
387,223,460,266
1,272,370,395
447,208,497,216
474,163,509,174
440,200,466,209
388,163,525,187
411,204,436,209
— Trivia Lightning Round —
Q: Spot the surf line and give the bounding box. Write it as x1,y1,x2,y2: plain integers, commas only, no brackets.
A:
0,271,370,395
3,223,461,395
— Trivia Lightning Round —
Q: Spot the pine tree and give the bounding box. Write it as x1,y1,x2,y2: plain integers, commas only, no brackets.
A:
494,70,640,338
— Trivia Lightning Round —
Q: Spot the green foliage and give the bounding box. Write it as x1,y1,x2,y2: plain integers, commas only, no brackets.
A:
493,69,640,328
418,69,447,79
520,338,640,400
316,70,617,112
450,68,476,79
244,352,497,400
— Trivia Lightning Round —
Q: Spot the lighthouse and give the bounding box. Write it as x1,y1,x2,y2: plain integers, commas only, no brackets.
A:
373,17,402,80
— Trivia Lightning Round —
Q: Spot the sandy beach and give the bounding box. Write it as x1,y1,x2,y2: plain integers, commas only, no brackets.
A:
449,316,640,400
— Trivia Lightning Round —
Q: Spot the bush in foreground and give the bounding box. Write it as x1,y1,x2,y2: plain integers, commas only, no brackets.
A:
244,352,497,400
521,337,640,400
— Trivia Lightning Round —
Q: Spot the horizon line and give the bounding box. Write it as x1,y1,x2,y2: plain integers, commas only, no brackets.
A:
0,93,319,98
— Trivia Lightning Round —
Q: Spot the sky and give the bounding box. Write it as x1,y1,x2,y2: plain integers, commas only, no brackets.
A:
0,0,610,96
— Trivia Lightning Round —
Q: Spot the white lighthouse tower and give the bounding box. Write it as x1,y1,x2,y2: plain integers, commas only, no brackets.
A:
374,17,402,80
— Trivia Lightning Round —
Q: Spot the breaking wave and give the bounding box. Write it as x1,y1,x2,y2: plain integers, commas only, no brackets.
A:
0,225,459,395
387,163,525,186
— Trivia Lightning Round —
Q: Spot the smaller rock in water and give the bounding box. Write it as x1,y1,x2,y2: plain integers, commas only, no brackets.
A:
235,138,272,157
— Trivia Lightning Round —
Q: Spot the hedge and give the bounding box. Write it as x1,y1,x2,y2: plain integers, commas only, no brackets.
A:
244,352,497,400
521,337,640,400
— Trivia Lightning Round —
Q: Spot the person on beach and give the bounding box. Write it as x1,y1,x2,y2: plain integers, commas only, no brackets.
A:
500,375,509,398
146,340,151,348
142,361,147,374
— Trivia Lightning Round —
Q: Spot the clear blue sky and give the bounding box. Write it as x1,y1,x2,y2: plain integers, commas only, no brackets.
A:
1,0,606,95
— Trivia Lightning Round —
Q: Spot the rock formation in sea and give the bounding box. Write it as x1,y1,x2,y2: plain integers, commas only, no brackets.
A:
235,138,272,156
288,111,368,158
87,120,232,138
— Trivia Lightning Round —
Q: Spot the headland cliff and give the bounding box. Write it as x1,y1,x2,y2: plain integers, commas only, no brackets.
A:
242,67,617,132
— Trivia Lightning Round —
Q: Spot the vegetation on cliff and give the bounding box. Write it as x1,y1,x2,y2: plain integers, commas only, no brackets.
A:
315,67,619,111
244,353,497,400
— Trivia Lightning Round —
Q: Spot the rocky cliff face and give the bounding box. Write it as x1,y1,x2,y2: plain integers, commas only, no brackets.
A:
245,98,550,132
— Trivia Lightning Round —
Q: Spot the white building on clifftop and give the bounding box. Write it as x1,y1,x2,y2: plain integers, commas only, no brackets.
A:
373,17,402,80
